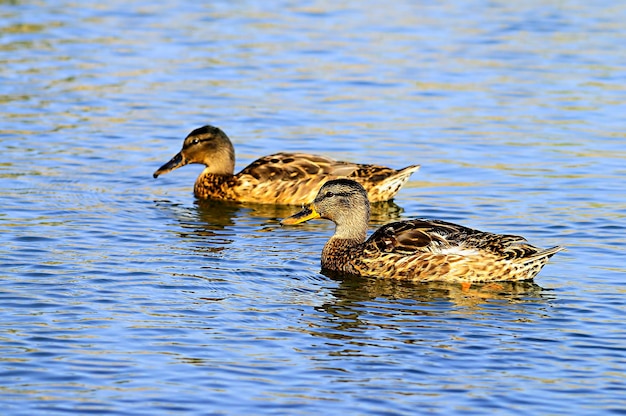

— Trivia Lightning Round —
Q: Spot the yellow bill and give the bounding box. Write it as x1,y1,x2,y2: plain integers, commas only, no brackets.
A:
280,204,320,225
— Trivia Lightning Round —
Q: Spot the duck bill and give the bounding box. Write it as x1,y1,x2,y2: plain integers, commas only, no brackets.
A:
153,151,187,178
280,204,320,225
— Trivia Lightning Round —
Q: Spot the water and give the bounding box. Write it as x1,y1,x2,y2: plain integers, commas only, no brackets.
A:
1,0,625,414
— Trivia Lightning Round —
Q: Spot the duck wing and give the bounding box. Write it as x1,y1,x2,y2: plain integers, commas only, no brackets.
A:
238,152,360,182
234,152,418,204
365,219,535,259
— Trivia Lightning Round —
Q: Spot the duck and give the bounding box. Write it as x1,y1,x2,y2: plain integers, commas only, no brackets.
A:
153,125,420,205
280,179,564,283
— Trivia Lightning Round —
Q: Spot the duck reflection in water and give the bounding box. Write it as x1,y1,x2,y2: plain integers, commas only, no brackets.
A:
152,199,240,255
155,197,407,259
306,273,551,341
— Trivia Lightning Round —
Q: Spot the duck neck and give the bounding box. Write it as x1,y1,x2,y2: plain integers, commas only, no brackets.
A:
334,221,367,243
194,172,233,199
321,237,362,271
202,143,235,176
200,166,233,178
205,158,234,176
320,217,367,271
323,235,363,255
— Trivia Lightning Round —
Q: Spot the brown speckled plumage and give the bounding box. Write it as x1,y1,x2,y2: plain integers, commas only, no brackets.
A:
281,179,564,283
153,125,420,205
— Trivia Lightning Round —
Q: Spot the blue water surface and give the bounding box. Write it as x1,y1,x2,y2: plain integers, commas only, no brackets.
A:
1,1,625,415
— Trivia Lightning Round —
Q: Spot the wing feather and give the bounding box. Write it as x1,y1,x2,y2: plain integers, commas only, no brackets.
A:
365,219,535,259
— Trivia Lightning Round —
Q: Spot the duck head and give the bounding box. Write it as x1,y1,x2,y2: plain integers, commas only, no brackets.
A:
153,125,235,178
281,179,371,242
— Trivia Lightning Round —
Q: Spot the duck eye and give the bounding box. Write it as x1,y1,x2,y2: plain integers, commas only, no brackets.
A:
325,191,334,198
192,138,200,145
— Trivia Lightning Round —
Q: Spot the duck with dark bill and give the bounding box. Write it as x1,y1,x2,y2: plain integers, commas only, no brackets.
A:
154,125,420,205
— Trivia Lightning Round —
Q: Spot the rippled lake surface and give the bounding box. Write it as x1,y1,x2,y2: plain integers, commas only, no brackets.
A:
1,1,625,414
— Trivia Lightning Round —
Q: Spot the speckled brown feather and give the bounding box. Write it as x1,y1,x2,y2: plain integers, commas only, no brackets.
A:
154,125,419,205
282,179,564,283
342,219,564,283
193,153,419,204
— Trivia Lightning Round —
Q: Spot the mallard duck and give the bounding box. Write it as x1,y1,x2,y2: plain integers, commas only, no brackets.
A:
281,179,564,283
153,125,420,205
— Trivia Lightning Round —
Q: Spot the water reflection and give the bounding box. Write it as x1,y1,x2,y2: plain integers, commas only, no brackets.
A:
156,197,407,232
368,200,406,225
194,198,407,225
309,275,550,340
194,199,242,229
152,197,410,266
152,199,238,254
324,273,548,306
195,199,300,225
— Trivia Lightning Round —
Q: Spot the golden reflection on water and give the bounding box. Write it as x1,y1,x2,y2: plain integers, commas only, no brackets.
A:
325,273,545,308
305,274,548,343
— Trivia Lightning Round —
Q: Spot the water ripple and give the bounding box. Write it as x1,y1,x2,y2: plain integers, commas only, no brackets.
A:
2,0,626,415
